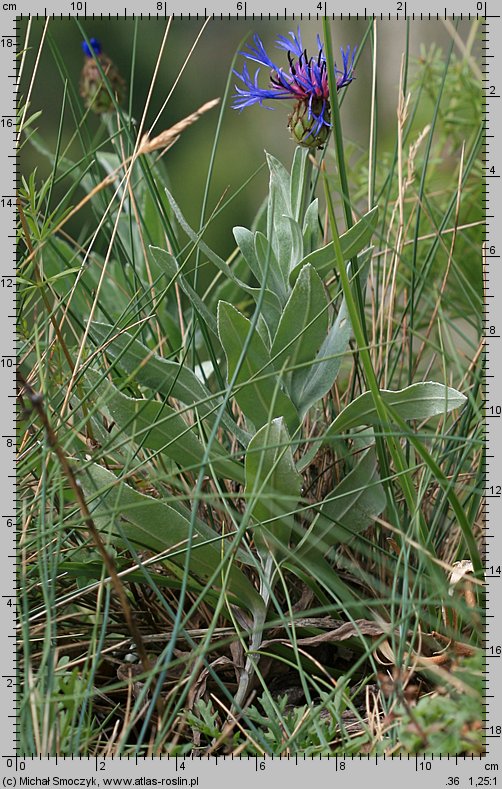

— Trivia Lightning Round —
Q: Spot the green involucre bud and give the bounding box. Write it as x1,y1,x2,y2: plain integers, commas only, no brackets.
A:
288,98,331,149
80,48,126,115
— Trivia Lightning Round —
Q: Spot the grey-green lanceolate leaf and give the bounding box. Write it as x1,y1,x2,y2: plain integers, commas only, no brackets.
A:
217,301,299,434
326,382,467,438
88,322,249,446
270,264,328,407
266,152,304,288
233,226,263,282
149,245,218,338
298,445,385,559
290,146,310,221
245,417,302,558
164,187,285,331
295,252,372,417
84,369,244,483
80,463,262,614
289,205,379,285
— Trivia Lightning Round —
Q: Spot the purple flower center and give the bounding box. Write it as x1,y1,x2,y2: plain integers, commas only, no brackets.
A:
232,29,355,146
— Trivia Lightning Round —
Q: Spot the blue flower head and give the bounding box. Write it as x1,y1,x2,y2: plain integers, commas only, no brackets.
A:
80,38,126,114
232,28,356,148
82,37,102,58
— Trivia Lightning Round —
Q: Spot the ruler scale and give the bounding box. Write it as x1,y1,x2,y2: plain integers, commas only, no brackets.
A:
5,0,500,781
